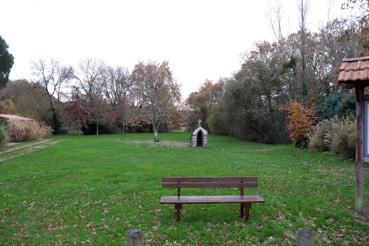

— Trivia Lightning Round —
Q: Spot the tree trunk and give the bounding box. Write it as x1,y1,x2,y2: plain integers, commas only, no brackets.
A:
298,0,308,100
122,122,125,135
96,122,99,136
153,125,159,142
355,86,364,214
49,97,60,134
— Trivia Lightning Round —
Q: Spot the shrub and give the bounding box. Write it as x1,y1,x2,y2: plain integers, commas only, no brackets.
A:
6,120,52,142
0,127,8,148
326,116,356,159
308,119,331,151
317,91,355,119
288,101,316,147
308,117,356,159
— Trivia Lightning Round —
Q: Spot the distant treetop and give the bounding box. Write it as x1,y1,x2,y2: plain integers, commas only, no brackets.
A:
0,35,14,88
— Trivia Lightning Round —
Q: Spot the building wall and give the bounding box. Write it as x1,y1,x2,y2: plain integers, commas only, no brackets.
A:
190,129,208,148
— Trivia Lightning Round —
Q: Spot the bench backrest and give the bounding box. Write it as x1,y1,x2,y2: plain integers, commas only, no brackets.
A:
162,176,258,196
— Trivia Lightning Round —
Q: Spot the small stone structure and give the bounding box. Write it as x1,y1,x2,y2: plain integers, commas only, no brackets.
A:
190,126,208,148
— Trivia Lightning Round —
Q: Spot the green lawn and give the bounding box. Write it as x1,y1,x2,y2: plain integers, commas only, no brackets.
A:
0,133,368,245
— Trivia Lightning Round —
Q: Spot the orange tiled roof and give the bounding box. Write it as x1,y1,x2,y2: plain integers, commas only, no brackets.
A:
338,56,369,83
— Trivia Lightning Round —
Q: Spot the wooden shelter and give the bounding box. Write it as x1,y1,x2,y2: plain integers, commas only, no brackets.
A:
337,56,369,214
190,126,208,148
338,56,369,86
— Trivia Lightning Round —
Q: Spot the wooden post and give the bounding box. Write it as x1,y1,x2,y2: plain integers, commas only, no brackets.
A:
127,229,144,246
244,203,251,220
177,182,181,197
297,228,315,246
240,204,244,218
240,182,244,218
355,86,364,214
175,204,182,222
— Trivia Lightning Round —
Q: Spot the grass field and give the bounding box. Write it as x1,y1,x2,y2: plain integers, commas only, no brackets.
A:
0,133,368,245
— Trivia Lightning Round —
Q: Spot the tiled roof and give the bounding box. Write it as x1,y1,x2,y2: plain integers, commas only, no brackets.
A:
338,56,369,83
0,114,34,122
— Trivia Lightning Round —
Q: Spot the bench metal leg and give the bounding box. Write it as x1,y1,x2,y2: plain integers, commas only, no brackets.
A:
175,204,182,222
240,204,244,218
244,203,251,220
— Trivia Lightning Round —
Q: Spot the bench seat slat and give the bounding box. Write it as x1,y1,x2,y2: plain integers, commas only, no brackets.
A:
163,177,258,182
160,195,264,204
162,182,258,188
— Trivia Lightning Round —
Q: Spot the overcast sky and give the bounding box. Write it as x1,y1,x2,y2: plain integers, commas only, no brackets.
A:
0,0,351,99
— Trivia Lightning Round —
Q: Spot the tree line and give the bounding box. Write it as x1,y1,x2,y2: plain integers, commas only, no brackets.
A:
0,59,181,142
1,0,368,144
186,0,368,144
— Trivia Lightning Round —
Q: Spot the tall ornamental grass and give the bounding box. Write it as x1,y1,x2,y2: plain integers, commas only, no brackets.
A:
6,120,52,142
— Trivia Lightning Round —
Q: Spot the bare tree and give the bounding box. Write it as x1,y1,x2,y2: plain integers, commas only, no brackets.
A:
88,95,114,135
115,95,134,133
298,0,309,100
101,66,131,105
131,61,180,142
268,0,284,42
75,59,105,99
74,59,106,135
100,66,135,133
32,59,73,133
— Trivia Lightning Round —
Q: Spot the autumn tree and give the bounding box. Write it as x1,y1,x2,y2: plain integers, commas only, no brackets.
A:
288,101,316,147
131,61,180,142
32,59,73,133
63,87,90,136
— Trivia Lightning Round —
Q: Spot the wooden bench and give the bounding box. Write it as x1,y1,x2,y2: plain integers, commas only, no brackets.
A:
160,176,264,221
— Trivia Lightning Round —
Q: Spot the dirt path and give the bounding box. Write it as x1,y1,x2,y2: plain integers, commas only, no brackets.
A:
0,139,58,163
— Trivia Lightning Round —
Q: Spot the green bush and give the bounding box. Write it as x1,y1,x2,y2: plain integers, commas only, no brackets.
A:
0,127,8,148
308,117,355,159
317,91,355,119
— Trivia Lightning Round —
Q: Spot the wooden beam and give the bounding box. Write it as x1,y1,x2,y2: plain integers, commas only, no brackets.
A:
355,86,365,214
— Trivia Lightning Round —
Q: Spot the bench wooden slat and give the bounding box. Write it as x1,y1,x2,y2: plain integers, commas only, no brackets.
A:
160,195,265,204
162,182,258,188
163,176,258,182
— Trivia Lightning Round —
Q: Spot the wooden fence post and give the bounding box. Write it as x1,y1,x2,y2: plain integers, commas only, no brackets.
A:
355,86,364,214
297,228,315,246
127,229,144,246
